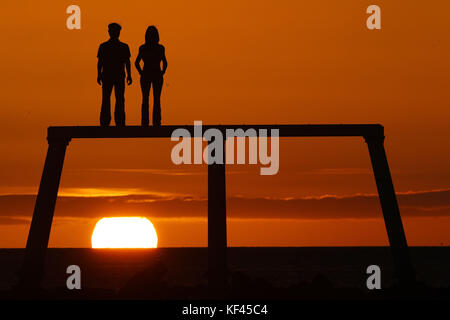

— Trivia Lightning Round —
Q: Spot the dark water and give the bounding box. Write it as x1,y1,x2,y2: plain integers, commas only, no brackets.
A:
1,247,449,291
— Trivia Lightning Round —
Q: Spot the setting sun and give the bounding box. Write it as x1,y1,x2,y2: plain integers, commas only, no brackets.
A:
91,217,158,248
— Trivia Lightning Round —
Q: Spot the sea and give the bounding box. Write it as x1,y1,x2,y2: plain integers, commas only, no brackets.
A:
0,247,449,291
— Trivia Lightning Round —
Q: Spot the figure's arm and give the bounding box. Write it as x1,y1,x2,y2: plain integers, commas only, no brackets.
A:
97,45,103,85
125,45,132,85
135,49,143,76
126,58,132,85
161,47,168,76
97,59,102,85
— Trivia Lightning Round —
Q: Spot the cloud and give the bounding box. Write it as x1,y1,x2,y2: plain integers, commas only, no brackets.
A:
1,189,450,222
75,168,254,176
229,189,450,219
0,216,30,225
302,168,373,175
79,168,206,176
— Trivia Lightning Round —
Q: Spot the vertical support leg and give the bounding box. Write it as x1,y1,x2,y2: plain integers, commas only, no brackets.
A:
18,138,70,291
207,140,228,294
365,136,415,286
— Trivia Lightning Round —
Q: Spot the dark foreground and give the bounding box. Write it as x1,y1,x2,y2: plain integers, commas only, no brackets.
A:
1,247,450,300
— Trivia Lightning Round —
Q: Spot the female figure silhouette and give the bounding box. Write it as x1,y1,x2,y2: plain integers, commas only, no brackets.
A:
135,26,167,126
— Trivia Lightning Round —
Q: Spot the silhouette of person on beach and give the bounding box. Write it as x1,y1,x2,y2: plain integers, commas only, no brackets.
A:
135,26,167,126
97,23,132,126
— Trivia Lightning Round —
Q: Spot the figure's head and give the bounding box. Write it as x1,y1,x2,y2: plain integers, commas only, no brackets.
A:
108,23,122,40
145,26,159,45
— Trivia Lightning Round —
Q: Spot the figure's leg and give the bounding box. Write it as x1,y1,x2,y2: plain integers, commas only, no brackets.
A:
140,75,151,126
152,76,163,126
100,81,113,126
114,78,126,126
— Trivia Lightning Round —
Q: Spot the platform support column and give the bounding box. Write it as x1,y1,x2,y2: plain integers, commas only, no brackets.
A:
207,135,228,294
18,137,70,291
365,136,415,286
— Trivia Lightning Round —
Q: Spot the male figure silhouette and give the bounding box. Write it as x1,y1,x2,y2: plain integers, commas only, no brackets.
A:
97,23,132,126
135,26,167,126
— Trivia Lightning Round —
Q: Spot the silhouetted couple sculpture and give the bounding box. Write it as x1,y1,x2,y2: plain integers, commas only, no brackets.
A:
97,23,167,127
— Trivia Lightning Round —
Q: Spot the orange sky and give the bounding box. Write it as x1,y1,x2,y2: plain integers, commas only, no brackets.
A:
0,1,450,247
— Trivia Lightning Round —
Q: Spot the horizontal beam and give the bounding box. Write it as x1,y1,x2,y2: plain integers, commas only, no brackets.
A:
47,124,384,140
